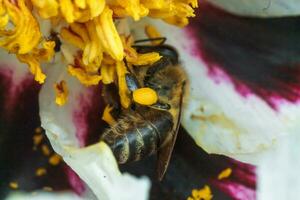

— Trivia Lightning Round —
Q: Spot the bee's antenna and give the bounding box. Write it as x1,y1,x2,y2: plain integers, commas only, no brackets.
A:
134,37,167,46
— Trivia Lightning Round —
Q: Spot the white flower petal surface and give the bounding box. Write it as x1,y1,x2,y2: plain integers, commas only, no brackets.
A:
139,19,300,165
258,129,300,199
6,191,83,200
39,53,150,200
206,0,300,17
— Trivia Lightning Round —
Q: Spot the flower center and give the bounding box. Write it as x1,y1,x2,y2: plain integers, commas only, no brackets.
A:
0,0,197,106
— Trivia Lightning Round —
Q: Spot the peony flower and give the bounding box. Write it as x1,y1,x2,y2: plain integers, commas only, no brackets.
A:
1,0,299,199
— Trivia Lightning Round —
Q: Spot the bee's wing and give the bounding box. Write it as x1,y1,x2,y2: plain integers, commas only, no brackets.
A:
156,83,185,181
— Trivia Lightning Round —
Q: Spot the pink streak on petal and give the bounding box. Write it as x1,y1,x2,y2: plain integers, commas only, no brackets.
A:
232,168,256,189
211,180,256,200
72,85,105,147
64,165,86,195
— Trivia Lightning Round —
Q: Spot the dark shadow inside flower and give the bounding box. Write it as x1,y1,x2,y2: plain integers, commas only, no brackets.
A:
0,76,71,199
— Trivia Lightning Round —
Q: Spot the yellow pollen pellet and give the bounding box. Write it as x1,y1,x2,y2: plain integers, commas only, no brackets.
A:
9,182,18,190
218,168,232,180
49,154,61,166
35,167,47,176
133,88,158,105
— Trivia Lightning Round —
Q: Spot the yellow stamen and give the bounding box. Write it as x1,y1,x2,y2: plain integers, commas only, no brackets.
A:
102,105,116,126
35,167,47,176
31,0,59,18
68,65,102,86
116,61,131,108
133,87,158,105
116,0,149,21
164,16,189,27
145,25,162,45
54,80,69,106
95,7,124,61
17,53,47,84
218,168,232,180
0,0,41,54
60,27,85,49
101,64,115,84
187,185,213,200
127,52,161,66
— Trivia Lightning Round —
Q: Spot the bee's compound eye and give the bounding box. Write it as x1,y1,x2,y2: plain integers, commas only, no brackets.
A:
133,88,158,105
125,74,139,91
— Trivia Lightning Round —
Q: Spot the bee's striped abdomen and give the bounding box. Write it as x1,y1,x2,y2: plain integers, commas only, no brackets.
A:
101,109,173,164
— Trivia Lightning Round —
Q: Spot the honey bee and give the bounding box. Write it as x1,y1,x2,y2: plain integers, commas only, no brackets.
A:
101,39,187,180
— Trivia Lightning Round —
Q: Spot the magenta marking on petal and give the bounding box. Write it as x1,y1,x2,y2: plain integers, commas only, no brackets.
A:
64,165,86,195
232,168,256,189
185,3,300,110
73,92,92,147
72,84,106,147
211,180,256,200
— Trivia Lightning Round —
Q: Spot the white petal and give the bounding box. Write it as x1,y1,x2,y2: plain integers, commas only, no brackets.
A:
39,53,150,200
206,0,300,17
6,191,83,200
257,129,300,199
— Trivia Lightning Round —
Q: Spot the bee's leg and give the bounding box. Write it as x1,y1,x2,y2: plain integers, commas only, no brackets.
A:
149,102,171,111
134,37,166,45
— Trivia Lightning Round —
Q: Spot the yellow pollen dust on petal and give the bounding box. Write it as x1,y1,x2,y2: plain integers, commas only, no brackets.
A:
116,61,131,108
187,185,213,200
54,80,69,106
133,87,158,106
41,144,51,156
49,154,61,166
9,182,18,190
33,134,43,146
68,65,102,86
218,168,232,180
35,167,47,176
102,105,116,126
